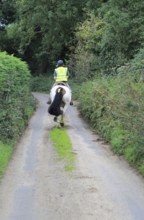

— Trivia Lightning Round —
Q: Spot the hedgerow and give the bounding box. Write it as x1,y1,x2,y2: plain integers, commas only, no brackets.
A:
30,75,53,92
77,74,144,176
0,52,35,143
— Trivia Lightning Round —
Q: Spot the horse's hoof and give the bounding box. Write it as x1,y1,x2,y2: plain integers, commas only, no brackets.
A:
54,116,57,122
60,122,64,127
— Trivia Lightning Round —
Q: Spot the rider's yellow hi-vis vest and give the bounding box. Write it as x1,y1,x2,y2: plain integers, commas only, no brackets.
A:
55,67,68,82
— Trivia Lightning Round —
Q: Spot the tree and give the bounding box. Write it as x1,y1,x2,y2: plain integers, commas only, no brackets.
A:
9,0,88,74
98,0,144,71
0,0,17,52
0,0,16,27
69,13,106,81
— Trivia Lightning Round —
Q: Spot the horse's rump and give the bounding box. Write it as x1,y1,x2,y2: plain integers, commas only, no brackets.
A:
48,85,71,116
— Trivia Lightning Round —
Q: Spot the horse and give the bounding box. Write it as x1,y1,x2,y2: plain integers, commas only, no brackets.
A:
48,83,72,127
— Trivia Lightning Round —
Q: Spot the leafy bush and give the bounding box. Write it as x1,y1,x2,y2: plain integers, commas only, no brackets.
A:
0,52,35,142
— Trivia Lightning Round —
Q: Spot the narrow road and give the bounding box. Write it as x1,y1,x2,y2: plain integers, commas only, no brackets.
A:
0,93,144,220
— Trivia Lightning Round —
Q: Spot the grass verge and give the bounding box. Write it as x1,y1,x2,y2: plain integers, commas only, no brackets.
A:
0,142,13,177
49,128,75,171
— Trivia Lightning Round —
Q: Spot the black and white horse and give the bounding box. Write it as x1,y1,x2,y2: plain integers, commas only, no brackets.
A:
48,85,71,126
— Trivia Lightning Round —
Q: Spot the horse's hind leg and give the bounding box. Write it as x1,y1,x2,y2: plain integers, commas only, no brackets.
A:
60,122,64,127
59,103,69,127
60,115,64,127
54,116,57,122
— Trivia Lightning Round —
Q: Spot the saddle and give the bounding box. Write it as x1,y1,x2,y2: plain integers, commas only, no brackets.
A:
52,82,71,90
55,82,68,87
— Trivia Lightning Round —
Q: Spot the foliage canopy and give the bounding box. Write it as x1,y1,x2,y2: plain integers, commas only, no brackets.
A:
0,0,144,77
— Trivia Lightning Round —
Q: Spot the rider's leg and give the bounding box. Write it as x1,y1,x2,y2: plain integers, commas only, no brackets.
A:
69,87,73,105
68,84,73,105
63,82,73,105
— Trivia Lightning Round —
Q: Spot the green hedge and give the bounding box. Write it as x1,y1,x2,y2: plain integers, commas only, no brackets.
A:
0,52,35,142
30,75,53,92
77,75,144,176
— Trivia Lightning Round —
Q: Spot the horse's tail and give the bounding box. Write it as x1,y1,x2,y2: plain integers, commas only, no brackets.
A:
48,87,64,116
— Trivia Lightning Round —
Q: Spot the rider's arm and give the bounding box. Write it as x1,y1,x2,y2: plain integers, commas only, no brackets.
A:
54,69,57,80
66,67,69,79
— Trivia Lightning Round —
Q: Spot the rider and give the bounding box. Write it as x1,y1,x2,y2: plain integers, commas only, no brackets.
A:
47,60,73,105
